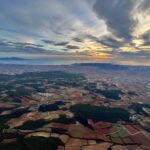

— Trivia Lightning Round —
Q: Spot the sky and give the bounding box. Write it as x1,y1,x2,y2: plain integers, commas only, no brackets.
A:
0,0,150,65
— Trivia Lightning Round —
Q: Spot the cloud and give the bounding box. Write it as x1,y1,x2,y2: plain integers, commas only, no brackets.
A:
141,30,150,46
0,0,149,65
42,40,69,46
42,40,54,44
138,0,150,13
97,36,123,48
73,37,83,42
54,42,69,46
92,0,137,40
66,45,80,49
0,39,60,55
0,40,9,47
142,30,150,40
0,0,105,42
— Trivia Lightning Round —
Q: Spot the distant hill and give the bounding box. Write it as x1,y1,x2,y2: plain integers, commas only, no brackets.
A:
73,63,150,70
73,63,128,70
0,57,30,61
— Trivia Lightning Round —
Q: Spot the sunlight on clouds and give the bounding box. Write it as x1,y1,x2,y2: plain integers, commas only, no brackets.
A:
139,45,150,50
0,0,149,66
76,50,113,59
132,39,144,46
70,38,112,52
24,39,34,45
120,46,139,53
92,52,113,59
133,2,150,37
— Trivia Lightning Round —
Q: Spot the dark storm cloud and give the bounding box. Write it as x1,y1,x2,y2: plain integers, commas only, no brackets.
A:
43,40,68,46
93,0,136,40
54,42,69,46
66,45,80,49
73,37,83,42
98,36,123,48
141,30,150,46
142,30,150,45
84,34,123,49
138,0,150,12
142,30,150,41
85,34,98,41
42,40,54,44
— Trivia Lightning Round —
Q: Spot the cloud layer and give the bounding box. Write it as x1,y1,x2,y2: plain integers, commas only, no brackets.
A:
0,0,149,65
